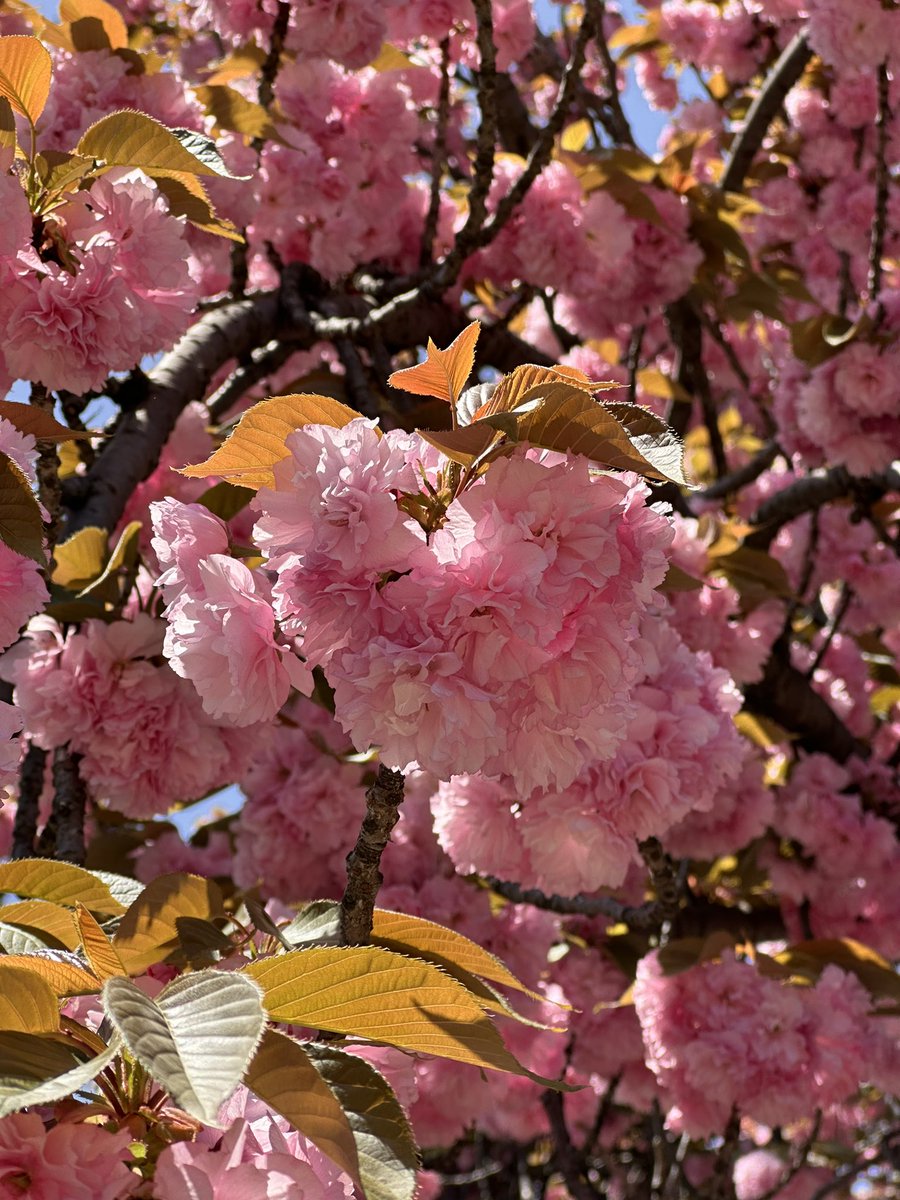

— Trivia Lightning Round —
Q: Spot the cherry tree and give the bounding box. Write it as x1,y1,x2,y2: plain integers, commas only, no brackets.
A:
0,0,898,1197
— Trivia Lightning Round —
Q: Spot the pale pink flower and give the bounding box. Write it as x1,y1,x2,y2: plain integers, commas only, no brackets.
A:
807,0,900,73
0,540,49,655
0,1112,138,1199
0,700,23,799
734,1150,829,1200
163,555,312,727
150,498,231,603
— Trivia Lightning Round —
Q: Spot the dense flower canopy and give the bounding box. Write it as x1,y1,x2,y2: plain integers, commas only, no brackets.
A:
0,0,898,1198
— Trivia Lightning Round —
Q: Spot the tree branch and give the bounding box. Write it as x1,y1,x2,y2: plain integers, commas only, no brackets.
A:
11,742,46,860
339,763,405,944
420,36,452,267
51,749,88,865
720,31,811,194
867,61,891,312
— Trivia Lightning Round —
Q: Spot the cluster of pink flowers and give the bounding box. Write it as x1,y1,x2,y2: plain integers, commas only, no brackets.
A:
764,754,900,958
433,614,745,893
1,168,202,394
0,1112,137,1200
0,613,255,817
231,699,368,901
247,422,672,790
634,949,900,1137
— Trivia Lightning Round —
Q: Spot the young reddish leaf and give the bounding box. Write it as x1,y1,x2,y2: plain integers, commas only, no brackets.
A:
474,363,615,422
59,0,128,49
416,423,498,468
75,904,127,982
113,873,224,974
514,390,687,484
0,452,45,564
389,320,480,405
245,1030,363,1189
0,400,97,442
243,945,565,1085
0,965,61,1034
0,35,52,125
180,393,360,490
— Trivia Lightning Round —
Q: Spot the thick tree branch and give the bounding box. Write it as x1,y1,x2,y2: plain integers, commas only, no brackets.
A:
339,763,405,944
11,742,46,860
742,638,867,762
63,284,297,535
51,749,88,865
720,31,811,194
745,465,900,551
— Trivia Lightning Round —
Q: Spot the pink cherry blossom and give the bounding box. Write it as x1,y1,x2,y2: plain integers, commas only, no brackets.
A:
0,1112,138,1200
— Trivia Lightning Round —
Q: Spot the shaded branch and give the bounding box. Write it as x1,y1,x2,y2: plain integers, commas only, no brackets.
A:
541,1089,600,1200
11,742,46,860
745,465,900,551
207,339,298,423
51,749,88,865
720,31,811,194
420,37,452,267
867,61,891,311
340,763,405,944
696,441,779,502
485,876,672,930
585,0,636,147
742,637,867,762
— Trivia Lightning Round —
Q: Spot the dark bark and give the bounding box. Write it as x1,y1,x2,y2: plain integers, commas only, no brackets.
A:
339,764,405,945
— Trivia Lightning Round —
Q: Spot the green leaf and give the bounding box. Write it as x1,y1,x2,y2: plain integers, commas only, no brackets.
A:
307,1044,419,1200
0,35,51,125
0,452,45,564
242,946,563,1083
113,873,224,974
0,1030,121,1117
103,971,266,1124
0,859,124,914
245,1030,362,1188
77,110,245,179
197,481,254,522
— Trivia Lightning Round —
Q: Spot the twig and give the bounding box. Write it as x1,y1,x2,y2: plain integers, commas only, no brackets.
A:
334,338,379,419
51,748,88,865
11,742,46,860
867,61,891,315
478,12,594,252
696,441,779,501
257,0,291,112
756,1113,822,1200
31,384,62,561
585,0,636,147
421,37,452,267
339,764,405,944
627,325,644,404
485,876,672,930
207,340,297,423
541,1089,599,1200
805,582,853,678
638,838,682,925
720,31,811,194
745,465,900,551
742,636,867,762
